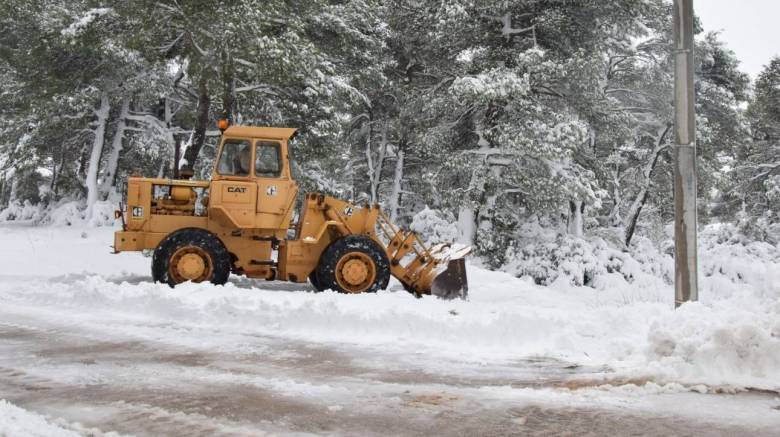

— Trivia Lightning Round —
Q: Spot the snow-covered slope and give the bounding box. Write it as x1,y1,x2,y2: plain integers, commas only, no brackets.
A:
0,224,778,392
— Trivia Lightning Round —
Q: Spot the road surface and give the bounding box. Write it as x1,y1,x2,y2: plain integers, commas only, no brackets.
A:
1,303,778,436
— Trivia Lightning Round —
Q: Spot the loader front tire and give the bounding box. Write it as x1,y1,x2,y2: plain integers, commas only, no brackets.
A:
316,235,390,294
152,228,231,287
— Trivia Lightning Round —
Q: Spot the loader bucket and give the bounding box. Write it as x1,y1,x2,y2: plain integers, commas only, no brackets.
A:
405,244,471,300
431,257,469,300
374,209,471,299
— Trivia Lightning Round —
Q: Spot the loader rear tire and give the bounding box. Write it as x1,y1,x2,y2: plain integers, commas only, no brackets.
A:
152,228,231,287
316,235,390,294
309,271,324,291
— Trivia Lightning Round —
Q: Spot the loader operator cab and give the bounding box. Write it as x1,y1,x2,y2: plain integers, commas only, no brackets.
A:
215,137,285,179
208,125,299,234
218,141,280,177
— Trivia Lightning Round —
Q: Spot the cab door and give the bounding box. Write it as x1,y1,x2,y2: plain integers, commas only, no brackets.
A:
254,140,298,232
208,138,257,228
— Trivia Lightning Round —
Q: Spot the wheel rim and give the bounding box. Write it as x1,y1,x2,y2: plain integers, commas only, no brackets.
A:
335,251,376,293
169,246,213,283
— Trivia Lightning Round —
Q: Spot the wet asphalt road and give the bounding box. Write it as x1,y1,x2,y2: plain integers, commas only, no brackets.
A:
1,311,779,437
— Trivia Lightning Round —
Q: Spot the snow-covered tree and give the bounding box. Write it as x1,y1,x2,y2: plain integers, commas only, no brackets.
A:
733,58,780,225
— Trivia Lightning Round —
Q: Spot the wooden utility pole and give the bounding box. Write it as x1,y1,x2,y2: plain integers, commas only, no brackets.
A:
673,0,698,307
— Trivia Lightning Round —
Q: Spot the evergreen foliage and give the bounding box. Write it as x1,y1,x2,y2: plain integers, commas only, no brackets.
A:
0,1,772,269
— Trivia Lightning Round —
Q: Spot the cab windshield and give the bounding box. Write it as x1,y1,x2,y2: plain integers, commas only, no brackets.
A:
217,139,252,176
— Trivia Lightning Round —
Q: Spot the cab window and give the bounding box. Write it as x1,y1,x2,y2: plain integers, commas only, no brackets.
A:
255,141,281,177
217,139,252,176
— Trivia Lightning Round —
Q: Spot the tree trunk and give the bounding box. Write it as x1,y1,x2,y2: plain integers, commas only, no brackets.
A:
567,200,584,237
157,159,167,179
477,165,502,238
388,146,404,222
0,175,6,208
49,159,57,196
624,124,672,246
182,77,210,172
8,178,18,203
85,93,110,220
457,206,476,245
221,49,235,122
367,122,388,204
364,116,375,202
173,135,181,179
52,150,66,199
624,189,650,246
99,98,130,197
457,166,484,246
607,161,622,226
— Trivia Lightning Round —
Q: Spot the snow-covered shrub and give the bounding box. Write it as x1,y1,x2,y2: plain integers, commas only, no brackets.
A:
500,218,778,294
87,195,121,227
44,199,118,227
44,200,84,226
735,212,780,245
0,200,43,222
0,198,85,226
474,209,519,269
505,234,599,286
0,193,120,227
502,218,673,287
699,223,780,299
409,207,457,245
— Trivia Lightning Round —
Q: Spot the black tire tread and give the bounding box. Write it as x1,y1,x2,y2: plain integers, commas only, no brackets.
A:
315,235,390,293
152,228,231,287
309,271,324,291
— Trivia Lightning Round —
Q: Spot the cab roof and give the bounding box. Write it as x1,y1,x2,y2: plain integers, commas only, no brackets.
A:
222,125,298,141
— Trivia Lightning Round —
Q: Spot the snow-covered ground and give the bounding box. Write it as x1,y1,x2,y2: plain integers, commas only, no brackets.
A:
1,222,779,435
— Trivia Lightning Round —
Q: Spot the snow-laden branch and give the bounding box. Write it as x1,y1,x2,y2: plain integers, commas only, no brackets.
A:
234,84,276,94
61,8,113,37
234,58,257,67
159,32,185,54
747,163,780,182
481,13,535,38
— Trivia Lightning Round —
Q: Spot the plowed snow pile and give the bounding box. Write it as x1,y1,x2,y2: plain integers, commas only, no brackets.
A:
0,224,778,392
0,400,80,437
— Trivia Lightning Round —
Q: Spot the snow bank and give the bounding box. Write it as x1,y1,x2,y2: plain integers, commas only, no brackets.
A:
0,400,79,437
643,224,780,389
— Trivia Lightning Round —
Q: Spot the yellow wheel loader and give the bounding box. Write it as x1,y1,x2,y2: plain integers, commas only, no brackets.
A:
113,124,470,298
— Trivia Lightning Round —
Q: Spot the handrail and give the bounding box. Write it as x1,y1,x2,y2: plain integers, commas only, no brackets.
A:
376,209,431,260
